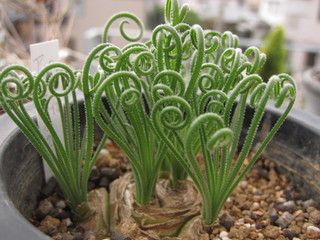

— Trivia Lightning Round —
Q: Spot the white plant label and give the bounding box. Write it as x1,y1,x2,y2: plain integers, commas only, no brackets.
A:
30,39,62,181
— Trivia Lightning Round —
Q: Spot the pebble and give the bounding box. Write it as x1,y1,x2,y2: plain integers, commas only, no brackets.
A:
96,148,119,168
308,208,320,225
36,199,54,220
306,225,320,239
257,167,269,179
251,202,260,211
268,207,278,224
38,216,61,235
262,225,280,239
275,211,294,228
219,231,229,238
239,180,248,189
275,200,296,213
99,176,110,188
62,218,72,227
283,228,299,240
219,213,235,230
100,167,119,180
284,188,301,200
55,200,66,209
302,199,317,209
53,208,70,220
52,232,74,240
228,226,250,239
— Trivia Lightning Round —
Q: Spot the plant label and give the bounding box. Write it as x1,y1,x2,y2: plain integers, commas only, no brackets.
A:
30,39,62,181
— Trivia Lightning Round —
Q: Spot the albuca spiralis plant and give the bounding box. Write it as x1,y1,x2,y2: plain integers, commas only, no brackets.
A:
91,0,296,227
0,64,107,220
0,0,296,231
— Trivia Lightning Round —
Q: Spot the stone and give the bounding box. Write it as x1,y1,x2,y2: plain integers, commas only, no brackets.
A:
35,199,54,220
309,209,320,225
228,226,250,239
52,208,70,220
306,225,320,239
275,201,296,213
302,199,317,209
283,228,299,240
284,188,301,200
219,231,229,238
96,148,120,168
99,176,110,188
52,233,74,240
100,167,119,180
239,180,248,189
257,167,269,179
55,200,66,209
62,218,72,227
288,225,302,235
38,216,61,235
251,202,260,211
262,225,280,239
275,212,294,228
268,207,278,224
219,213,235,231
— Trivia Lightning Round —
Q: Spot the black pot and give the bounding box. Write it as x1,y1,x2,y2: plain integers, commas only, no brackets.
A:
0,103,319,240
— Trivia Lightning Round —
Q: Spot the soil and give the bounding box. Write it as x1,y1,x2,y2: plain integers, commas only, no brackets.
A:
30,141,320,240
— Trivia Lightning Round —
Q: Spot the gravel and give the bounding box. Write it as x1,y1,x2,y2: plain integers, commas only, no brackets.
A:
31,146,320,240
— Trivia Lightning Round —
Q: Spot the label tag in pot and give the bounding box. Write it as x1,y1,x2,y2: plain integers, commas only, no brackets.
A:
30,39,62,181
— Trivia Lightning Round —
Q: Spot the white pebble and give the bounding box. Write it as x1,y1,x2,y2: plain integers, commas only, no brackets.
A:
307,225,320,232
219,231,228,238
244,223,251,228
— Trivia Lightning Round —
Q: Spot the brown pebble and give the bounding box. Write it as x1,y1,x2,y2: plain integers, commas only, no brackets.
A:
52,232,74,240
262,225,280,239
38,216,61,235
306,225,320,239
308,208,320,225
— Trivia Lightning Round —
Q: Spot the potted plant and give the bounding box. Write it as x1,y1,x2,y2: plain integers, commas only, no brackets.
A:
0,0,320,239
259,26,287,82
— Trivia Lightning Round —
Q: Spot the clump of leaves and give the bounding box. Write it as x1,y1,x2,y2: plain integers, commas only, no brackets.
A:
92,0,296,226
0,64,107,220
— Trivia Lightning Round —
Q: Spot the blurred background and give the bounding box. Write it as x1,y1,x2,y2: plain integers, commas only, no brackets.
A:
1,0,320,115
